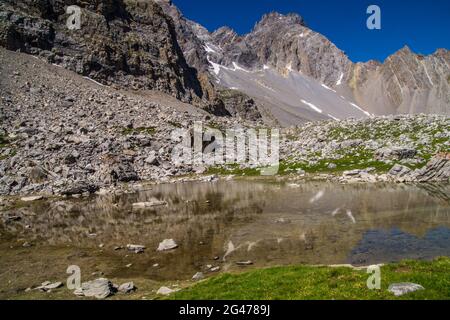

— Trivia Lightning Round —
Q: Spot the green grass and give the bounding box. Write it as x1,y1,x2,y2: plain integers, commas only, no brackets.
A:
207,156,393,177
207,164,261,176
169,257,450,300
0,135,9,148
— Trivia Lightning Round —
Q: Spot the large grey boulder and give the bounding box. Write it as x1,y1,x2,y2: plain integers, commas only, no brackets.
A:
75,278,116,299
375,147,417,161
61,181,99,196
157,239,178,251
388,164,412,177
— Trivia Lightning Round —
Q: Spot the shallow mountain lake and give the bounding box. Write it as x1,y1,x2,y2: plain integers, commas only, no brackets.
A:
1,179,449,295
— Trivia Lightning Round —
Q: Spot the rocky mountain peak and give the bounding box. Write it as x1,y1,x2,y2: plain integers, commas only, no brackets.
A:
390,45,415,58
253,12,305,31
211,26,239,47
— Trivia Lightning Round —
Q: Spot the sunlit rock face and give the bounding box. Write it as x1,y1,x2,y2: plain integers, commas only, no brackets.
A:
351,47,450,116
0,0,204,102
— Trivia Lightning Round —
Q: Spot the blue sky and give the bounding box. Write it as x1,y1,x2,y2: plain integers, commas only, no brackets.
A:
172,0,450,62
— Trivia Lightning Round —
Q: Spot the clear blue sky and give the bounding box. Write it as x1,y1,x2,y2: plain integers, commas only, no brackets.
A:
172,0,450,62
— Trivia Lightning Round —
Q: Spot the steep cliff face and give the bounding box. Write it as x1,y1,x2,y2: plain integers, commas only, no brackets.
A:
154,0,210,74
154,0,262,117
0,0,204,102
351,47,450,115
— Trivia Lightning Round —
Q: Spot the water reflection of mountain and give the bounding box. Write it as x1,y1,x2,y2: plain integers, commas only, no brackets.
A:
1,180,449,279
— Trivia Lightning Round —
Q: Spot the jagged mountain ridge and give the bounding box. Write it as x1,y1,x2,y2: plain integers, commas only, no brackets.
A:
155,1,450,124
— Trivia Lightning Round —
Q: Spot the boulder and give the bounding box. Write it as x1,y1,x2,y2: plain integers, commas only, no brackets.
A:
375,147,417,161
132,199,167,208
388,164,411,177
118,282,136,294
157,286,177,296
20,195,44,202
36,281,63,291
157,239,178,251
192,272,205,281
76,278,116,299
61,181,99,196
126,244,146,254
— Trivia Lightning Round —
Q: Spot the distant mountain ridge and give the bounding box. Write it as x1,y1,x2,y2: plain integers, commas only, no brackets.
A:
157,0,450,125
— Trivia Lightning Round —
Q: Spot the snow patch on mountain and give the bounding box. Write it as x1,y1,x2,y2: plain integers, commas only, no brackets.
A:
349,102,373,117
301,99,323,114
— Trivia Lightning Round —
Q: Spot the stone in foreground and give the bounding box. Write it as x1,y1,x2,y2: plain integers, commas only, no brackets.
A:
157,286,178,296
157,239,178,251
127,244,146,253
192,272,205,281
76,278,116,299
388,283,425,296
132,199,167,209
36,281,63,291
20,196,44,202
118,282,136,294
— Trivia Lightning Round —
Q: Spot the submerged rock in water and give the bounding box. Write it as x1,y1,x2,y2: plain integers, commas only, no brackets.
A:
388,283,424,296
132,199,167,209
157,239,178,251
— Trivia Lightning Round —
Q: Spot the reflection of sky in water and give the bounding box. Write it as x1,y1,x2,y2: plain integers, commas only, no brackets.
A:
349,227,450,265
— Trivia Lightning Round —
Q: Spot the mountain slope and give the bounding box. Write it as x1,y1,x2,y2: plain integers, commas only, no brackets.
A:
0,0,204,102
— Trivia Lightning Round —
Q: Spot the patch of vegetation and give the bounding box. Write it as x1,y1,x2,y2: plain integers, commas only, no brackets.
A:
121,126,156,136
0,135,9,148
169,257,450,300
168,121,182,128
207,164,262,176
0,149,16,161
